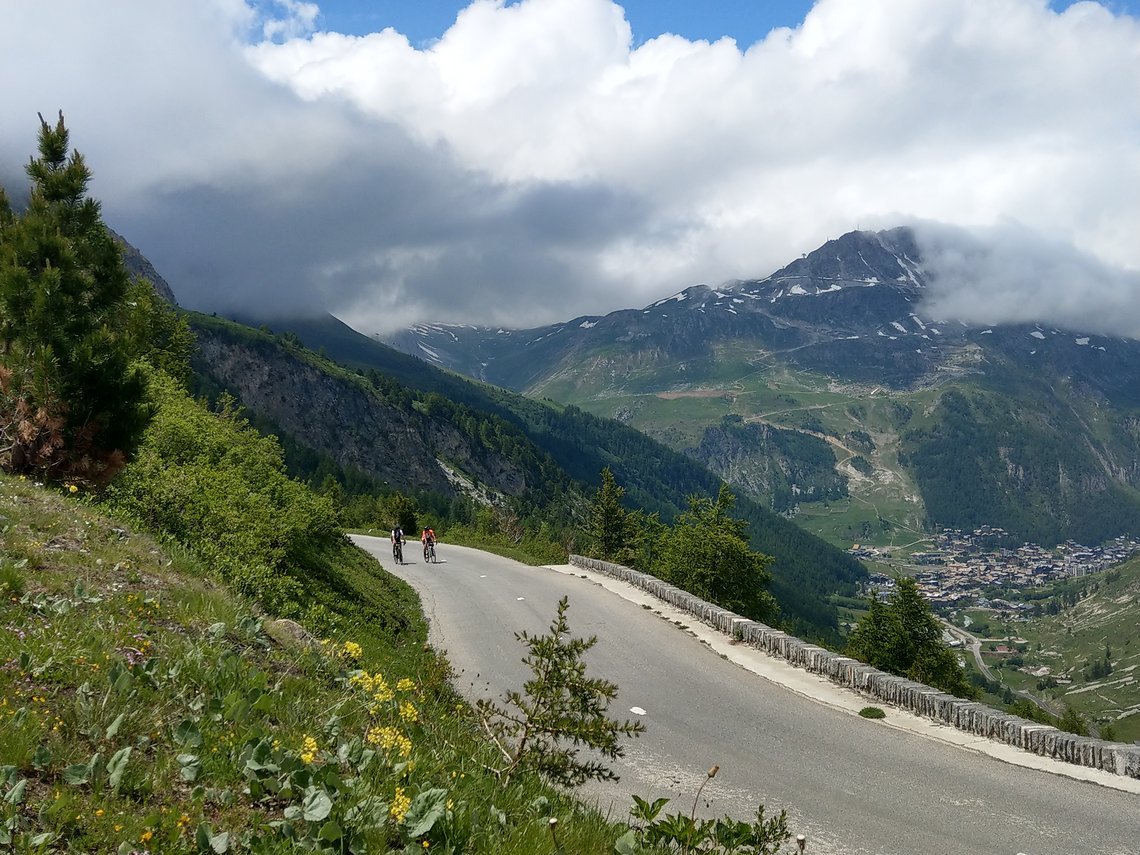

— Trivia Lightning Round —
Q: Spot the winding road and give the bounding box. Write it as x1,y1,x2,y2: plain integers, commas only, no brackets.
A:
352,536,1140,855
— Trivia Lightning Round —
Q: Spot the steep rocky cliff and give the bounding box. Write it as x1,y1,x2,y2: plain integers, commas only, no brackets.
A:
190,320,555,505
689,416,847,512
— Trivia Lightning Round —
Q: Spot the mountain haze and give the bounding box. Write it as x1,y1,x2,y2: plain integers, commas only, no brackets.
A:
385,227,1140,548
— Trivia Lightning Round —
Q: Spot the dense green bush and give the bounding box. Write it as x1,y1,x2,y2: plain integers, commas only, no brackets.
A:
107,371,338,616
847,577,974,698
653,485,779,624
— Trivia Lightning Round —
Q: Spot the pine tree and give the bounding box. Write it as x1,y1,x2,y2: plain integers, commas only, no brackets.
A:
847,577,974,698
654,484,779,623
0,113,155,483
587,467,635,561
476,596,645,787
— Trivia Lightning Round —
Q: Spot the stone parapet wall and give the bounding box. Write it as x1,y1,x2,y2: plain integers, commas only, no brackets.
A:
568,554,1140,779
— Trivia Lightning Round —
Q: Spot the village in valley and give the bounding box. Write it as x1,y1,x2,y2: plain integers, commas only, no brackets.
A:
853,528,1140,612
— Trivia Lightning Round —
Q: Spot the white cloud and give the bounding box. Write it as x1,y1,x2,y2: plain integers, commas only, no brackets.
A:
1,0,1138,334
914,221,1140,338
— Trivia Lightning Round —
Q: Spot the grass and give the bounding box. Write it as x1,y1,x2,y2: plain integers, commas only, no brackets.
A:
962,559,1140,742
0,475,655,853
560,359,942,550
858,707,886,719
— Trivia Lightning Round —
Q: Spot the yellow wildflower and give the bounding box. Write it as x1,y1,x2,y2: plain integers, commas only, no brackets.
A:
399,701,419,723
390,787,411,822
140,830,154,843
300,735,319,764
396,678,415,693
366,725,412,758
67,484,78,494
342,641,363,660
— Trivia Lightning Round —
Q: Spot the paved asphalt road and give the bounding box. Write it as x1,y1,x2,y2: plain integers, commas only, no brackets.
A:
353,536,1139,855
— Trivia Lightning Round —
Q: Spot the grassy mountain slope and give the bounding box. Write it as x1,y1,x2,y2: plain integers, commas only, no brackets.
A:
251,314,867,641
0,478,635,853
970,556,1140,743
379,230,1140,550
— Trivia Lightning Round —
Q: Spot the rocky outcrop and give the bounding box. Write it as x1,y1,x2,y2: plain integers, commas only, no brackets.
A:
192,325,536,502
688,417,846,511
110,228,179,305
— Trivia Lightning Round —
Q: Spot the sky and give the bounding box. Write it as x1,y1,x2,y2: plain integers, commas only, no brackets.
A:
2,0,1140,336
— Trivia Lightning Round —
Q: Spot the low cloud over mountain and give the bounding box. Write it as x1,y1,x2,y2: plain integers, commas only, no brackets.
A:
1,1,1138,334
915,222,1140,339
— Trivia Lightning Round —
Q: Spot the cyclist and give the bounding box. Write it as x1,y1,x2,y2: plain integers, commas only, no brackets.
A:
391,525,404,564
421,527,436,563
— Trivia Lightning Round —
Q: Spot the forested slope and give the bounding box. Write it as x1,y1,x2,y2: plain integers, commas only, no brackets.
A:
254,314,866,640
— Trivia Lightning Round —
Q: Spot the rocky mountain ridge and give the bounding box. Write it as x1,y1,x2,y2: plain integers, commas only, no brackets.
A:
383,227,1140,547
190,317,566,508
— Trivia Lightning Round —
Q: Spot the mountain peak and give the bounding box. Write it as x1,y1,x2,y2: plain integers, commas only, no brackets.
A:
735,226,925,301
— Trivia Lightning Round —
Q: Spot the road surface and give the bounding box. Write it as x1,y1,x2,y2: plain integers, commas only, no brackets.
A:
353,536,1140,855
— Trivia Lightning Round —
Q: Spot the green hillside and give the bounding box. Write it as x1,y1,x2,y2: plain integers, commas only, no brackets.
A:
262,315,867,641
0,474,640,853
969,557,1140,743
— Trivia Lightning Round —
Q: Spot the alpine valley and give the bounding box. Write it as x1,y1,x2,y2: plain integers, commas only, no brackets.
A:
384,227,1140,551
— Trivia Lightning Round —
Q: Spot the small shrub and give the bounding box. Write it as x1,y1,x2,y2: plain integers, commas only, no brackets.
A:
476,596,645,787
0,558,26,598
859,707,886,719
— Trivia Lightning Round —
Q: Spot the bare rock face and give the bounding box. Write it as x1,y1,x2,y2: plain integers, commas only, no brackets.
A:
108,228,179,305
191,324,536,503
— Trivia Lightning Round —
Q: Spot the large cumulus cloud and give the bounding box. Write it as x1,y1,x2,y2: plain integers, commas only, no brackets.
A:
1,0,1138,334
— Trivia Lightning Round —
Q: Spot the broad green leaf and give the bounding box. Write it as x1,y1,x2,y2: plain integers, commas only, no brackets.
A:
4,779,26,806
31,745,52,770
63,763,91,786
105,712,126,741
107,746,132,793
174,719,202,748
301,787,333,822
209,830,230,853
614,829,640,855
404,789,448,838
318,820,342,842
177,752,201,783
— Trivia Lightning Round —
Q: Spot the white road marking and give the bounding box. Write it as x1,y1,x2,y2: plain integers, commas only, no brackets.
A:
630,706,647,716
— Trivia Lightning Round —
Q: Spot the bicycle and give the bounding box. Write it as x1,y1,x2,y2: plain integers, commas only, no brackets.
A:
392,539,403,564
424,539,436,564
